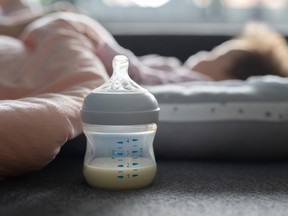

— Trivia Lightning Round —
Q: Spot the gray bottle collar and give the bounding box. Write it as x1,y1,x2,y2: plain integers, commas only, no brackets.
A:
81,92,159,125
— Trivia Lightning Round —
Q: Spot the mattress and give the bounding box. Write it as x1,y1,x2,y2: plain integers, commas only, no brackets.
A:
147,75,288,159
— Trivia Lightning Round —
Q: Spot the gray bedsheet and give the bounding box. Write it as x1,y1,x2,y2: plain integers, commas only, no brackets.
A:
1,136,288,216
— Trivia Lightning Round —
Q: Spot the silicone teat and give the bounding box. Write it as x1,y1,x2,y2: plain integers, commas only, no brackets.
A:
95,55,146,93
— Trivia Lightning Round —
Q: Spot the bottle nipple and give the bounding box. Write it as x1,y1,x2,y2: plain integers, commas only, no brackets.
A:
81,55,160,125
95,55,146,93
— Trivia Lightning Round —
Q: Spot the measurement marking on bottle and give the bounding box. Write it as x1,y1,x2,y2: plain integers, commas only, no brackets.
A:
117,164,124,167
117,141,124,144
132,139,138,142
132,150,138,154
117,152,124,156
132,174,138,177
132,162,138,166
117,176,124,179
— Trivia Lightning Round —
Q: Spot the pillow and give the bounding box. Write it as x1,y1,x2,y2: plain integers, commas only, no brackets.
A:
147,75,288,159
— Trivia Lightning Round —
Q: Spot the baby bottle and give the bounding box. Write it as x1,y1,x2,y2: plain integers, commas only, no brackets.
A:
81,55,160,190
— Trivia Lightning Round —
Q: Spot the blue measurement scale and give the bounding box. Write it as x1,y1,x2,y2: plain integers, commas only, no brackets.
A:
112,137,142,179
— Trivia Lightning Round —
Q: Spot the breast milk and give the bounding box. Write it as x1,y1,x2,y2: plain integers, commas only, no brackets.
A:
83,157,157,190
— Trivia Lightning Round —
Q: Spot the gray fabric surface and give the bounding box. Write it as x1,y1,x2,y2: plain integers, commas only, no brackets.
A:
155,121,288,159
1,137,288,216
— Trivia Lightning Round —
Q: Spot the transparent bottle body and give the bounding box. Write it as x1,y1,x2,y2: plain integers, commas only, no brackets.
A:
82,123,157,190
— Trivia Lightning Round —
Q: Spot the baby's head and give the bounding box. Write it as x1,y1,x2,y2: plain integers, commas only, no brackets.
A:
190,23,288,80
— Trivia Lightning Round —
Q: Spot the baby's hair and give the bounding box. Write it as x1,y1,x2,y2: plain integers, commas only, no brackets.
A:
227,22,288,80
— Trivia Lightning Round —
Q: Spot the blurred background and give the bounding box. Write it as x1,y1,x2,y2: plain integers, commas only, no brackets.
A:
17,0,288,35
6,0,288,60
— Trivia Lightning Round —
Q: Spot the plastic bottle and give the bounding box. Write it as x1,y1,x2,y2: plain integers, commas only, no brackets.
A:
81,55,160,190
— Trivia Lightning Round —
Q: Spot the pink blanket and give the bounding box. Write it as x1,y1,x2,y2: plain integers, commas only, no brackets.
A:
0,12,209,179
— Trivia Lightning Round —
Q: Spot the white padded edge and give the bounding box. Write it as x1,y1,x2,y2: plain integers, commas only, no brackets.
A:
159,102,288,122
